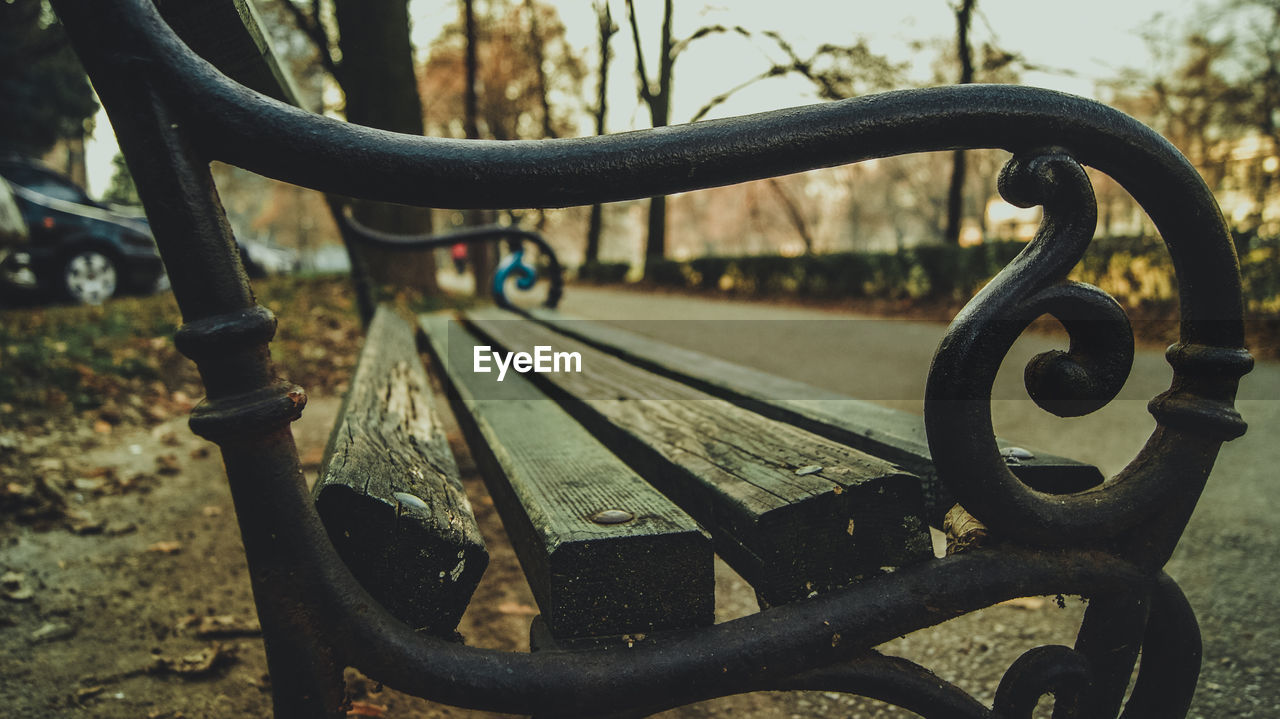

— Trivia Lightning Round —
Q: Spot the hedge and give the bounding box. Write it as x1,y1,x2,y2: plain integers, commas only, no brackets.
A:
581,234,1280,316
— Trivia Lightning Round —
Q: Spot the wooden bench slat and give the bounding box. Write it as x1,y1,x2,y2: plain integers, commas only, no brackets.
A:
419,313,713,639
313,306,486,635
462,308,933,607
523,308,1103,522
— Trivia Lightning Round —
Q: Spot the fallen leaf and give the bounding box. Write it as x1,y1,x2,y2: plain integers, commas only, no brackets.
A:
37,458,65,473
496,601,538,616
106,521,137,536
177,614,261,639
93,420,113,435
150,642,234,676
347,701,388,717
146,541,182,554
66,511,105,535
29,621,76,643
1,571,34,602
75,685,105,701
73,478,105,493
1000,597,1046,611
115,473,153,493
248,672,271,691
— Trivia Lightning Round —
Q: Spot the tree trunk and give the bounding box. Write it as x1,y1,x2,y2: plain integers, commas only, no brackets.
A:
333,0,437,293
944,0,975,246
626,0,674,269
585,0,615,265
646,195,667,261
460,0,495,294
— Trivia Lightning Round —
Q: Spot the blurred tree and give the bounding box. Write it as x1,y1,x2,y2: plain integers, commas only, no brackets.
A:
102,152,139,206
418,0,585,286
690,32,905,120
1104,5,1269,235
1225,0,1280,232
943,0,976,246
1214,1,1280,157
0,0,98,158
625,0,674,267
689,29,906,253
625,0,748,271
584,0,618,266
419,0,584,141
277,0,439,293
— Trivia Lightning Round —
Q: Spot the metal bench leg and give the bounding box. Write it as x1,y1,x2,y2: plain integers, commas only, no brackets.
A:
220,430,346,718
50,6,346,713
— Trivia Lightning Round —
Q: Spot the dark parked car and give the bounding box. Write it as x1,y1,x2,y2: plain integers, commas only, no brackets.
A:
238,236,300,278
0,156,164,305
0,177,28,271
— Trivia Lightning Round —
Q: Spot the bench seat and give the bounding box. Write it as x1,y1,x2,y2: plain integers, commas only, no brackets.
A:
520,306,1104,522
419,312,713,640
311,306,487,635
440,308,935,610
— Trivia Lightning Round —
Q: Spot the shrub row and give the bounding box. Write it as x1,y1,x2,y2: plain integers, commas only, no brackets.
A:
614,242,1029,302
578,234,1280,315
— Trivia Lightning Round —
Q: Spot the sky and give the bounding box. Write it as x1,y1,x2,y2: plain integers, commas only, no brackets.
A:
84,0,1202,197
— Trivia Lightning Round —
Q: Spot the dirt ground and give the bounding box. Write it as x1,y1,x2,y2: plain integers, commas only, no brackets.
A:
0,380,1100,718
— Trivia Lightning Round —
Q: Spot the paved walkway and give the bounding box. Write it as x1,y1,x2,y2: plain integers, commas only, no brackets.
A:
551,285,1279,718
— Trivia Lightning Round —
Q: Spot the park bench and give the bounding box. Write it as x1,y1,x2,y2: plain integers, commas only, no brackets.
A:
50,0,1255,717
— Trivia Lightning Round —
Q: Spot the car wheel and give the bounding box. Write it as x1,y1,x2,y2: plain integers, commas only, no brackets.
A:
63,249,118,305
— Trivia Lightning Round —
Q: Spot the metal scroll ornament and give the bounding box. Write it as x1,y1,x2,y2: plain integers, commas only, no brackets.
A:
924,149,1137,547
492,245,538,309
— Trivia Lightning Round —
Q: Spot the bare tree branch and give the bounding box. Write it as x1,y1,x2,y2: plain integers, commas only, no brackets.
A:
624,0,654,105
279,0,341,83
670,24,750,60
524,0,558,138
689,66,784,122
766,178,815,255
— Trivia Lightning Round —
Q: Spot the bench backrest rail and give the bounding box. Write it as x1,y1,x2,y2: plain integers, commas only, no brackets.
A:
49,0,1250,717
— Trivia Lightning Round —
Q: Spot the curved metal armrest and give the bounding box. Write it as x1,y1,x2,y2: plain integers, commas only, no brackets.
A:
336,206,563,309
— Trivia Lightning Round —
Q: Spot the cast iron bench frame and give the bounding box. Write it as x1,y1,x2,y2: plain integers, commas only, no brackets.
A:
51,0,1253,717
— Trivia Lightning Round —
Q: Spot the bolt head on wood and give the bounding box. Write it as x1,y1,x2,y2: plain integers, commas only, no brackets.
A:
590,509,635,525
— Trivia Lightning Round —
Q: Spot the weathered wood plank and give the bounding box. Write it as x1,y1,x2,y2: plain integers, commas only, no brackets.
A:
523,307,1103,523
419,313,713,639
313,306,486,635
462,308,933,607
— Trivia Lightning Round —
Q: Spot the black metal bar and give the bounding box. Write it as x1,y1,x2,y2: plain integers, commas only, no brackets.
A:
1119,573,1202,718
45,1,1249,716
47,3,336,716
994,645,1093,718
278,536,1151,715
324,196,379,328
1055,590,1149,718
337,207,564,309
